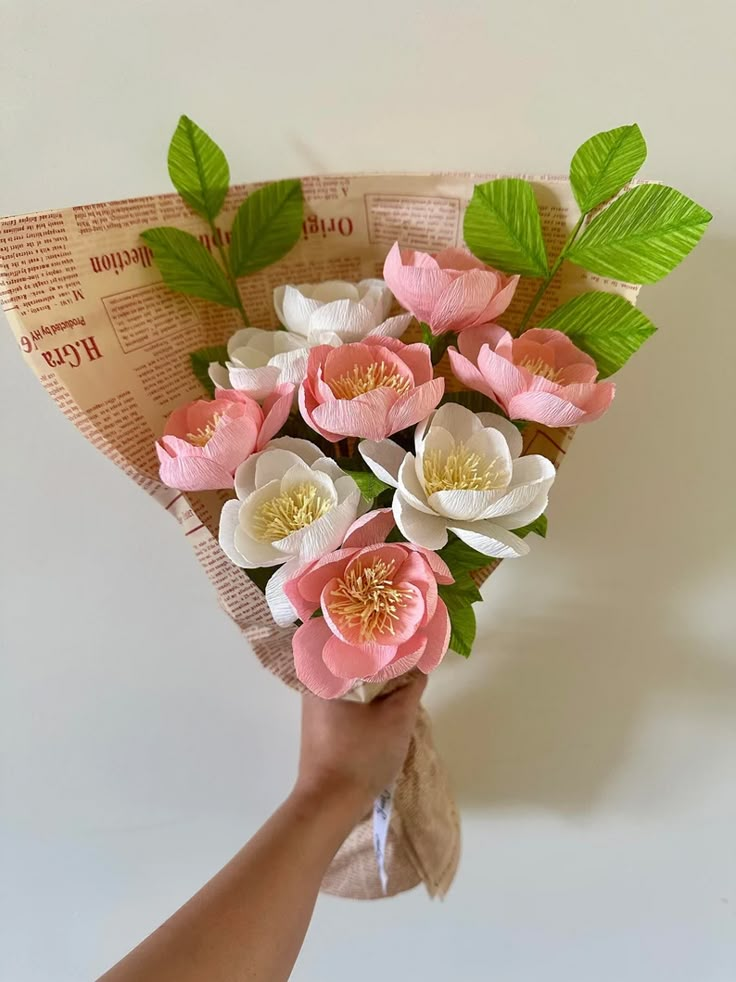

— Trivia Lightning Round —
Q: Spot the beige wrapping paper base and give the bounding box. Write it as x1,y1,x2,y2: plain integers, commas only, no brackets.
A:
0,173,638,899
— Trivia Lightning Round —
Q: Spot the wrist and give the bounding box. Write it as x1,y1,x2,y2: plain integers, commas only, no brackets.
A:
290,776,372,831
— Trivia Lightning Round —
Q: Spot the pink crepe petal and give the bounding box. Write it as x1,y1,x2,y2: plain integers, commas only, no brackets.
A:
557,364,599,384
257,383,295,450
290,549,357,605
404,544,454,584
322,635,398,679
522,328,598,369
312,387,399,441
159,434,203,458
363,337,433,385
342,508,395,548
476,274,520,323
476,345,529,408
298,384,341,442
508,381,615,425
284,562,320,622
395,551,437,622
203,416,259,473
506,390,588,425
383,242,452,321
367,634,428,683
431,269,503,334
387,378,444,434
156,447,234,491
416,599,451,673
448,348,498,402
457,323,509,363
322,342,410,386
433,247,490,272
293,620,354,699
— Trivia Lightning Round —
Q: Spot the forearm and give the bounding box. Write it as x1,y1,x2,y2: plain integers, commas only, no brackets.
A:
99,783,366,982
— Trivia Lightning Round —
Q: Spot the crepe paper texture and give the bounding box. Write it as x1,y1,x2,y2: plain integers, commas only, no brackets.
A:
0,118,711,900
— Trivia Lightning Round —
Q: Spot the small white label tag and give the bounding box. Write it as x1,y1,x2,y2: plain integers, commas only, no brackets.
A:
373,785,393,895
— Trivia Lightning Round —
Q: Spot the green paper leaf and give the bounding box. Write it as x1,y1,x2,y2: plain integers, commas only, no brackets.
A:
513,513,548,539
189,345,227,397
230,179,304,278
438,537,495,577
463,178,549,277
538,292,656,377
167,115,230,222
567,184,712,284
343,470,390,502
420,322,456,364
570,124,647,213
141,227,240,307
438,581,478,658
442,573,483,605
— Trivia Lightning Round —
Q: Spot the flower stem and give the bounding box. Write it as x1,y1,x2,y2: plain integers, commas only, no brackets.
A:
209,219,251,327
518,214,586,333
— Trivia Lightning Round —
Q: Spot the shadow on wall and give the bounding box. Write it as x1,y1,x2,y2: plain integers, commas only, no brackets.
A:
434,236,736,813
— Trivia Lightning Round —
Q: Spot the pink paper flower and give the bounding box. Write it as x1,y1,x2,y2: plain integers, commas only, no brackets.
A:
299,336,444,442
383,242,520,336
156,384,293,491
285,511,453,698
449,326,616,426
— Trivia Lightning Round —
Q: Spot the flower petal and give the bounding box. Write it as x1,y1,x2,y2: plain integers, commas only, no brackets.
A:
387,378,445,434
448,521,529,558
257,384,294,450
342,508,395,549
359,438,406,487
293,620,354,699
227,364,282,401
416,599,451,673
313,388,398,441
476,346,529,409
265,559,301,626
368,635,428,683
218,499,250,568
323,635,398,679
397,454,434,514
157,448,234,492
394,492,449,549
278,285,321,336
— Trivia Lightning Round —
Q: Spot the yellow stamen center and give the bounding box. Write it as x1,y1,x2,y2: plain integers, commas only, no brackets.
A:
253,483,331,541
186,413,222,446
328,558,412,642
519,356,561,383
423,444,505,495
329,360,411,400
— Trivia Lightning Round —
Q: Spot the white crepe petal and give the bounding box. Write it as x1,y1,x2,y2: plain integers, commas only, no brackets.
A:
218,500,249,568
393,492,450,550
397,454,434,514
265,559,301,626
476,412,524,460
358,439,406,488
254,450,308,489
208,362,231,390
448,521,530,559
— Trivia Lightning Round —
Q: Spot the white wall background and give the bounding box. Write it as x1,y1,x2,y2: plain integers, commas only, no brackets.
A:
2,1,735,979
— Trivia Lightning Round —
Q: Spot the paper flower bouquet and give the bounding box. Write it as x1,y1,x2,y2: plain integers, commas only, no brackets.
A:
0,117,710,898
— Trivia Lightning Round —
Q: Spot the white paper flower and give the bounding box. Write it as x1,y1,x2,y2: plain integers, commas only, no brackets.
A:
208,328,312,401
219,436,365,625
273,278,412,344
360,403,555,557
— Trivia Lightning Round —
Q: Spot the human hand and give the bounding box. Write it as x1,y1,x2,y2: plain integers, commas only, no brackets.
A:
294,674,427,819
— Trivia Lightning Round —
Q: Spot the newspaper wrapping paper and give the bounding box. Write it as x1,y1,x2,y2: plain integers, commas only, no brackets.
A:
0,173,640,899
